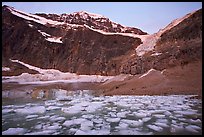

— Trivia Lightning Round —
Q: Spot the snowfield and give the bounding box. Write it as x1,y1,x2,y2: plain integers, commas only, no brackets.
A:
3,59,126,84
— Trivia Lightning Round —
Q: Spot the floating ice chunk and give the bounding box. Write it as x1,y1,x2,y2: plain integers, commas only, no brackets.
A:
45,100,57,106
142,117,152,123
164,111,172,116
147,124,163,132
114,101,132,108
92,118,103,124
108,112,117,117
106,117,120,123
56,96,72,101
156,119,168,124
185,125,201,133
188,119,202,124
46,106,61,111
170,124,184,133
80,120,94,131
34,124,43,129
50,116,66,122
85,102,104,113
74,130,87,135
92,97,104,101
121,119,143,127
2,128,27,135
24,130,55,135
153,114,166,119
118,122,129,129
154,122,169,128
69,128,78,133
117,129,153,135
174,114,183,118
61,107,82,115
15,106,46,114
75,128,110,135
37,115,50,119
173,110,197,116
149,110,166,114
46,124,62,130
2,105,14,109
62,120,74,127
82,114,94,119
63,118,87,127
26,115,38,119
92,129,111,135
2,109,14,114
116,111,128,118
133,112,148,118
130,105,142,110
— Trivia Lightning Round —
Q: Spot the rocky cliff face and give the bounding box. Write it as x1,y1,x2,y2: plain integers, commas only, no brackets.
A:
2,5,202,76
2,5,143,76
120,9,202,75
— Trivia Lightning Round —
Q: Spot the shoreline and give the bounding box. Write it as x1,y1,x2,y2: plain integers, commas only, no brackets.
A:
2,61,202,99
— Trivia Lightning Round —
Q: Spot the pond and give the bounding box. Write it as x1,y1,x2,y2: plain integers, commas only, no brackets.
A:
2,85,202,135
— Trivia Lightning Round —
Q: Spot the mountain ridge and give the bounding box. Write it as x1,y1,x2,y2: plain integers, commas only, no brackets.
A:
2,5,202,77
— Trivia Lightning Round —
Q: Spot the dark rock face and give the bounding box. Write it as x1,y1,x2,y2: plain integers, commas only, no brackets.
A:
2,5,141,76
120,9,202,75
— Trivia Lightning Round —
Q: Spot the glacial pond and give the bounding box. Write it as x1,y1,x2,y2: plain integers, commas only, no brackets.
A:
2,84,202,135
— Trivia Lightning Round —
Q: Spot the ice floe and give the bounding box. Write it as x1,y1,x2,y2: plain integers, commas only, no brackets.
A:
2,128,27,135
121,119,143,128
2,94,202,135
147,124,163,132
2,109,14,114
170,124,184,133
15,106,46,114
106,117,120,123
142,117,152,123
185,125,201,133
25,114,39,119
46,106,61,111
24,130,56,135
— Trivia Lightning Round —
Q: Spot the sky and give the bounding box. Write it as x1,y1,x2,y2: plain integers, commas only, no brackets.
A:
2,2,202,34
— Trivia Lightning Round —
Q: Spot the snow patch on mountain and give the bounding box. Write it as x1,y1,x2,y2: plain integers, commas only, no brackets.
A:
2,59,117,84
46,37,62,43
72,11,106,19
84,24,147,39
2,67,11,71
136,34,158,56
7,6,60,25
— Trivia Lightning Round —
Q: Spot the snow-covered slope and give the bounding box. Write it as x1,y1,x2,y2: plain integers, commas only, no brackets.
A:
2,59,130,84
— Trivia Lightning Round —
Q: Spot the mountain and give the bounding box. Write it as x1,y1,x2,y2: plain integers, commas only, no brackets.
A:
120,8,202,75
2,5,202,78
2,5,146,76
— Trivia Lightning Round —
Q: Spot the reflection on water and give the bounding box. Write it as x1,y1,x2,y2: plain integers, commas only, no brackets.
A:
2,86,202,135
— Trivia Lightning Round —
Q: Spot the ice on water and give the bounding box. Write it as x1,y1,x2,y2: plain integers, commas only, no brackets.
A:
2,91,202,135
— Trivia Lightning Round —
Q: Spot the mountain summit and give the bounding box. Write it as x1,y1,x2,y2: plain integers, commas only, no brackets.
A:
35,10,148,35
